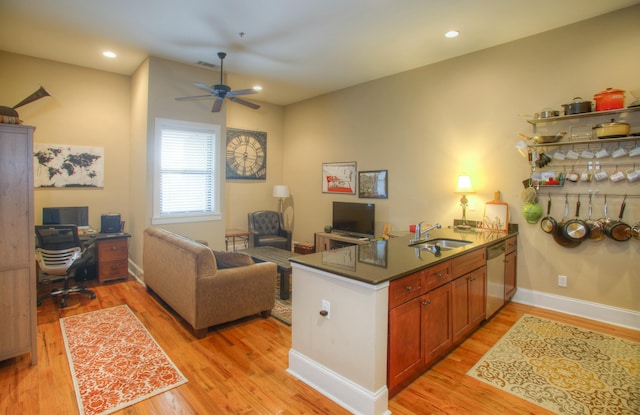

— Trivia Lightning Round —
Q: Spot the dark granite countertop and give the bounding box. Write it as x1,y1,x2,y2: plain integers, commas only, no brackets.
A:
289,227,518,285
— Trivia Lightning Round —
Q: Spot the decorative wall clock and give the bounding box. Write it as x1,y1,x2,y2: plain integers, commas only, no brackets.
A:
225,128,267,180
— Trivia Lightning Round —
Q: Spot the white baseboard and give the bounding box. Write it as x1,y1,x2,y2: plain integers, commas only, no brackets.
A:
287,349,391,415
512,288,640,331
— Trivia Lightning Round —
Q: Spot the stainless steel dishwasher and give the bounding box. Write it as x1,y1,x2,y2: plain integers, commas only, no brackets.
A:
486,241,506,319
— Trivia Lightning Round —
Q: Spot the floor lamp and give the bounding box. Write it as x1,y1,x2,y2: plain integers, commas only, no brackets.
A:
273,185,289,214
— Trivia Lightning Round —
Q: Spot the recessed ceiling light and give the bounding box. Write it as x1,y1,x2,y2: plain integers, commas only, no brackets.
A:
253,85,263,91
445,30,459,38
102,51,117,58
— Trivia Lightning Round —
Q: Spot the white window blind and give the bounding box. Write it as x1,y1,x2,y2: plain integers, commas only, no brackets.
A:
153,119,221,224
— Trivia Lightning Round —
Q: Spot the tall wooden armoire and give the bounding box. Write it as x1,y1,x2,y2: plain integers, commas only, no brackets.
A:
0,123,37,365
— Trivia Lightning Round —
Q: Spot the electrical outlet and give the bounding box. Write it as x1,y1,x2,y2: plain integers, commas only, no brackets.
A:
558,275,568,287
321,299,331,319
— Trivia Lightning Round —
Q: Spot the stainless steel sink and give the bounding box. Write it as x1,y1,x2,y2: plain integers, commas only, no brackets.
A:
426,238,473,249
418,244,455,251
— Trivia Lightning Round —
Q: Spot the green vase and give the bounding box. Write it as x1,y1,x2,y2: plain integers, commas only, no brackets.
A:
522,202,543,224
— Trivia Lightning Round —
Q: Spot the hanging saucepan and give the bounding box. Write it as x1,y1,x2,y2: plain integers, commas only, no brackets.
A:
553,196,582,248
586,193,605,242
562,195,591,242
604,196,632,241
596,195,613,236
630,221,640,241
540,193,557,234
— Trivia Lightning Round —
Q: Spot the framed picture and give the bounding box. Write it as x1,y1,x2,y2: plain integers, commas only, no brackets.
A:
322,161,357,194
226,128,267,180
358,170,387,199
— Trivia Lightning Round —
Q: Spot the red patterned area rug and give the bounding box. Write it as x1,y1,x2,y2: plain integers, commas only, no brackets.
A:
60,305,187,415
468,314,640,414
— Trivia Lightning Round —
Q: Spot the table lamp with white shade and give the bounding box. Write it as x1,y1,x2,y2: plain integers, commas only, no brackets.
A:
455,175,474,229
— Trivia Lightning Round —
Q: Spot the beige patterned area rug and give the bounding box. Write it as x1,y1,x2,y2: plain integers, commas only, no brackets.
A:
60,305,188,415
468,314,639,414
272,273,292,326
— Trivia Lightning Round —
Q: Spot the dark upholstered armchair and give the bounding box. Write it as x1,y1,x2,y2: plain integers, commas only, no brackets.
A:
248,210,292,251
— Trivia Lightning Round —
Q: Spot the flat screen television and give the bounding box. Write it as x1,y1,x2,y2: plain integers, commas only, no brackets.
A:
332,202,375,238
42,206,89,228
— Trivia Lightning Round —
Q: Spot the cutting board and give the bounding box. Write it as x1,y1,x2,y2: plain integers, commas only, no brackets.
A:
483,191,509,232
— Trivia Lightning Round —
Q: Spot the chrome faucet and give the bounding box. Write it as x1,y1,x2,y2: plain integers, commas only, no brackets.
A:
410,222,441,244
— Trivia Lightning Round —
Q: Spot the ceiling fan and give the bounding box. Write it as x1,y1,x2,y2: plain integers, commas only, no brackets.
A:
175,52,260,112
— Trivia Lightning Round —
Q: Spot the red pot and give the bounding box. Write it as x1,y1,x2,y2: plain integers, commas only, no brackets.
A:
593,88,625,111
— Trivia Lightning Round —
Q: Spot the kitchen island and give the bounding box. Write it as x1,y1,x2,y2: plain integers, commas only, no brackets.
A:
287,227,517,415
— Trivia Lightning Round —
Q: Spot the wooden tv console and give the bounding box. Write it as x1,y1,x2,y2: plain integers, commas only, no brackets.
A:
314,232,372,252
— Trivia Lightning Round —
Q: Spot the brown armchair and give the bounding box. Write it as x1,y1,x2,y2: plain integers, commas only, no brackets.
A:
248,210,292,251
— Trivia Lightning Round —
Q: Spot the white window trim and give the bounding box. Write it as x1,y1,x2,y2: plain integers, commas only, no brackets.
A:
152,117,222,225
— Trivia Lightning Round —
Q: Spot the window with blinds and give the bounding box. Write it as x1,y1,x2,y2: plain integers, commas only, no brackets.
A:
153,118,222,224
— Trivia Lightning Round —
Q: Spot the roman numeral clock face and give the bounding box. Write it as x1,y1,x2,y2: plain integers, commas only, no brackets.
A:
225,129,267,180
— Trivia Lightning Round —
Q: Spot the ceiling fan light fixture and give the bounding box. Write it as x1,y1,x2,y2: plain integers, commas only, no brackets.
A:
252,85,263,91
102,50,117,58
445,30,459,38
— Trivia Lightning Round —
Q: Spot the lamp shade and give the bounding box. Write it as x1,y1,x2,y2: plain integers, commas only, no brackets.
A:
273,185,290,198
456,175,473,193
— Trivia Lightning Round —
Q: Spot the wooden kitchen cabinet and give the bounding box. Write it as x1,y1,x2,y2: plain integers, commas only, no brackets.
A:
388,249,488,396
452,266,486,343
504,236,517,301
421,283,452,366
388,296,423,391
388,270,452,395
97,237,129,283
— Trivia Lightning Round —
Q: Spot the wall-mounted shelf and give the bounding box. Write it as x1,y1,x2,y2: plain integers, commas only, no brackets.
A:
528,135,639,148
527,106,640,125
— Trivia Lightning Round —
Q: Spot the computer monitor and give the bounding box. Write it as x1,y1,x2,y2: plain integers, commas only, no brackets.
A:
42,206,89,229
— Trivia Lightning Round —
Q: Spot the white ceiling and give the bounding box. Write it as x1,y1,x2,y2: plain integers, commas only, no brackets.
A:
1,0,638,106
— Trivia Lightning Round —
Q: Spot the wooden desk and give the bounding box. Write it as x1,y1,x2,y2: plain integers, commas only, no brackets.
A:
225,228,251,251
242,246,298,300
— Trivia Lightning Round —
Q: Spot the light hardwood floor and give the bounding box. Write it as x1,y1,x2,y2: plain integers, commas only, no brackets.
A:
2,278,638,414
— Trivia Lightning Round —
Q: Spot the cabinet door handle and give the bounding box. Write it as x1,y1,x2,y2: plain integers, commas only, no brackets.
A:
422,300,431,306
470,277,476,282
111,246,118,251
406,286,413,291
436,272,443,278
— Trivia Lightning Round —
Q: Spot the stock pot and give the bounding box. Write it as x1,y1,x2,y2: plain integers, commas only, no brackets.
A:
594,88,625,111
562,97,592,115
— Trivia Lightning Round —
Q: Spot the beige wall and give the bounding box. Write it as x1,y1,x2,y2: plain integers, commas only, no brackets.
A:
283,6,640,312
1,5,638,312
0,51,131,234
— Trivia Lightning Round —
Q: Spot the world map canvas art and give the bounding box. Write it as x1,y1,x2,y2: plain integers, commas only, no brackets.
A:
34,144,104,188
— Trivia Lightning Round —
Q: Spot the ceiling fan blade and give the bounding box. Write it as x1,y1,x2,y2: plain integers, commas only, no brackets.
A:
211,98,224,112
228,96,260,110
227,88,257,97
175,94,215,101
194,82,215,92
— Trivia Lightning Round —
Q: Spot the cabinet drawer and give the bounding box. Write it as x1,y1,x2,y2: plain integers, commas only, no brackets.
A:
389,272,423,308
505,236,517,254
422,260,451,292
452,248,486,278
98,258,128,281
98,238,128,260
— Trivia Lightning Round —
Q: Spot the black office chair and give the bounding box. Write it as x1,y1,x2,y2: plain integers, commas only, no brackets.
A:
35,225,96,307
